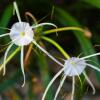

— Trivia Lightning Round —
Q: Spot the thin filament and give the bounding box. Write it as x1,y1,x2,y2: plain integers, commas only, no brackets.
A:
80,53,100,59
3,43,13,75
13,2,21,22
0,37,19,47
0,33,9,38
73,67,83,88
0,27,11,31
42,67,65,100
86,63,100,72
54,75,67,100
32,40,63,67
21,46,25,87
0,37,19,72
32,22,57,29
25,12,38,25
83,72,95,94
31,22,58,35
71,76,75,100
85,60,100,67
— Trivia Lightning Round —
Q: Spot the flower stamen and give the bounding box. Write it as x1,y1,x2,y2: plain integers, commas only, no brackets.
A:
20,32,25,37
83,72,95,94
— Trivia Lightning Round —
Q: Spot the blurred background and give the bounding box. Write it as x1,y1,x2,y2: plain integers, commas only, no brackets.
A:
0,0,100,100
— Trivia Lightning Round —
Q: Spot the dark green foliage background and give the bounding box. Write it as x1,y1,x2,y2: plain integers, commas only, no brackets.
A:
0,0,100,100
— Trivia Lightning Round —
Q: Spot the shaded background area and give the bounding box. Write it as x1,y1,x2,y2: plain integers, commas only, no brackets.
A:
0,0,100,100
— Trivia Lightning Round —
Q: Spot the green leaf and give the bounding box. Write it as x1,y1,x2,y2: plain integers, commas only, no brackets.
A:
0,68,21,92
0,4,13,29
0,4,13,43
0,47,20,92
82,0,100,9
28,80,36,100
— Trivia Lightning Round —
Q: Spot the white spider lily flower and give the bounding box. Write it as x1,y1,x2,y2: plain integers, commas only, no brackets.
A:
42,53,100,100
0,2,63,87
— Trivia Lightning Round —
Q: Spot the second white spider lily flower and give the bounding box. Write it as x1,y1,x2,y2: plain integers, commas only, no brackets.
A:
0,1,63,87
42,53,100,100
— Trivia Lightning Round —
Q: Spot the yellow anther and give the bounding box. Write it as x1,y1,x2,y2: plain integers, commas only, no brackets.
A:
20,32,25,36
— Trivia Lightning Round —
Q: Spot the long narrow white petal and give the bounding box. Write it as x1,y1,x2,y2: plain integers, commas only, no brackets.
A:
32,22,57,29
5,37,20,46
32,22,58,35
13,2,21,22
83,72,95,94
80,53,100,59
21,46,25,87
42,67,65,100
32,40,63,67
73,68,82,87
86,63,100,72
0,33,9,38
1,37,20,48
3,43,13,75
71,76,75,100
54,75,67,100
0,37,19,72
0,27,11,31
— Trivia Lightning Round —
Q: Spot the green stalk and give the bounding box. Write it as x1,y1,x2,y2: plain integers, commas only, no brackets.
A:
43,27,85,35
6,47,21,63
41,36,70,59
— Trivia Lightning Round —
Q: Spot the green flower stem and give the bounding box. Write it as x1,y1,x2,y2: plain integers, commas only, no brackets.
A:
43,27,85,35
41,36,70,59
